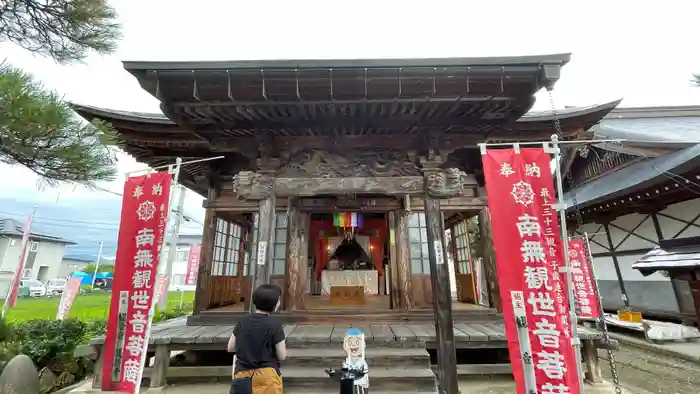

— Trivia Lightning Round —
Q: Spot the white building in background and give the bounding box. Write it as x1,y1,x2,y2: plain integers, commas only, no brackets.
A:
162,233,202,291
564,105,700,324
0,218,75,295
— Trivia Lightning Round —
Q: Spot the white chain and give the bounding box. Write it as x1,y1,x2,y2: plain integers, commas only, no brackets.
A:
548,90,623,394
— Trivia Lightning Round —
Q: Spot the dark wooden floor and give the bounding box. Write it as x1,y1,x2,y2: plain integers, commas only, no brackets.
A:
90,317,602,350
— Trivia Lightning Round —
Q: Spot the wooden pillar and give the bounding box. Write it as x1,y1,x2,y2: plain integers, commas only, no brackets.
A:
582,340,603,383
387,211,400,309
194,207,216,314
424,197,458,394
298,211,309,310
602,222,630,308
249,195,276,312
478,207,501,312
284,200,305,310
395,210,414,310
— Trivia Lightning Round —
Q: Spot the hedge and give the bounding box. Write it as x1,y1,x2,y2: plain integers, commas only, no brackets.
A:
0,306,190,393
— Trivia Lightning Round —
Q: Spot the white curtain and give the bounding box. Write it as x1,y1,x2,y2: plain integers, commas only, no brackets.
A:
355,235,371,258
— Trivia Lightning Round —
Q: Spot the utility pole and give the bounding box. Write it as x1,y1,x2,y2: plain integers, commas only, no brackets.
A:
158,184,187,309
91,241,104,288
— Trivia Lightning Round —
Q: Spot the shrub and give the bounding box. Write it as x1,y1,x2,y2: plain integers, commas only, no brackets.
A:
0,306,188,391
79,285,94,294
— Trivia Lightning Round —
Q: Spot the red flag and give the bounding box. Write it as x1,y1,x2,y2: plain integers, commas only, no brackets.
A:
5,214,34,309
482,147,581,394
56,276,82,320
185,244,201,285
568,238,602,319
101,172,172,393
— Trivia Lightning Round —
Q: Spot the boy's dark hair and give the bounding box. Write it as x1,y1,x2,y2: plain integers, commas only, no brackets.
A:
252,284,282,312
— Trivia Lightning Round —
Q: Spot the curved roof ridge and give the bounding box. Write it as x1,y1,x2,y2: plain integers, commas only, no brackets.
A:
517,99,623,123
70,103,174,125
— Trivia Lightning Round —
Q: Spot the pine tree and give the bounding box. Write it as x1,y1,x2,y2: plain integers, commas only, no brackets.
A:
0,0,122,186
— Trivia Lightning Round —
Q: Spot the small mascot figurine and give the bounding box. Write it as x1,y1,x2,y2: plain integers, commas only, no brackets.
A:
325,328,369,394
342,328,369,393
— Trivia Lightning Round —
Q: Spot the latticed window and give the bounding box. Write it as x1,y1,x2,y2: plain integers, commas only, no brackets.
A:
408,213,430,274
453,220,471,274
212,218,243,277
249,212,288,276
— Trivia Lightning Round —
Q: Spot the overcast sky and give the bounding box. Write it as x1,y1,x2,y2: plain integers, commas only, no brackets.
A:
1,0,699,219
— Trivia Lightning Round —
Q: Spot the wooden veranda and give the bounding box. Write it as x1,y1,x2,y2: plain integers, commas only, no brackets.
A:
80,317,616,391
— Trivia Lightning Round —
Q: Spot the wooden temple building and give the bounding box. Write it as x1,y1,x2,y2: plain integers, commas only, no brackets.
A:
72,54,626,323
73,55,630,392
564,105,700,325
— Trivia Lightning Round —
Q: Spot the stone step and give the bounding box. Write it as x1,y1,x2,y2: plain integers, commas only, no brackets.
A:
281,366,437,392
286,347,430,368
147,366,437,392
431,363,514,376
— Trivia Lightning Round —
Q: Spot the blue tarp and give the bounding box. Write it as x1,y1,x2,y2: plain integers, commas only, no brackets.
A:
71,272,92,285
70,271,111,285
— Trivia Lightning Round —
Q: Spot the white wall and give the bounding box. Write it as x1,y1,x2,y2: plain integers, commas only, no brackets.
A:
162,244,197,290
574,198,700,315
0,238,68,295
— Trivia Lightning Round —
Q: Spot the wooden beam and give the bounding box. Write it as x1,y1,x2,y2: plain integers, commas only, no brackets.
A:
602,223,630,308
207,194,486,212
194,208,216,314
424,197,459,394
232,171,478,199
192,114,518,133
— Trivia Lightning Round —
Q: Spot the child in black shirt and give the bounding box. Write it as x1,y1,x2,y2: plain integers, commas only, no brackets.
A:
228,284,286,394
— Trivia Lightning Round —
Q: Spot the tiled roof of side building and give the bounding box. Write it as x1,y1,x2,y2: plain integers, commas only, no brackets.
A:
0,217,76,245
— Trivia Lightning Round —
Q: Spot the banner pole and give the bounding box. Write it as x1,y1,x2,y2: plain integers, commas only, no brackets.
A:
158,158,184,310
583,232,607,329
91,241,104,289
159,184,186,310
1,206,37,319
131,171,175,394
550,135,586,393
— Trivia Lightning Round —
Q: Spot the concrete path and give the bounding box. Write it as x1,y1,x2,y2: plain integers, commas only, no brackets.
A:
600,341,700,394
607,331,700,364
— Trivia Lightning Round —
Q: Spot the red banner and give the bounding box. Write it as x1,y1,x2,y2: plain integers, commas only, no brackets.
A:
568,238,601,319
155,275,169,304
102,172,172,393
185,244,201,285
482,147,581,394
5,215,34,309
56,276,82,320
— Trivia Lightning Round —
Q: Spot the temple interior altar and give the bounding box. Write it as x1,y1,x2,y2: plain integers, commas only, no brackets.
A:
309,213,388,300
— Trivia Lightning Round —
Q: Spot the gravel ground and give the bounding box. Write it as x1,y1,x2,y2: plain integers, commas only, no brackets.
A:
599,344,700,394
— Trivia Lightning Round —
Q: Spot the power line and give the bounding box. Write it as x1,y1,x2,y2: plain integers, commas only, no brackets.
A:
0,210,203,229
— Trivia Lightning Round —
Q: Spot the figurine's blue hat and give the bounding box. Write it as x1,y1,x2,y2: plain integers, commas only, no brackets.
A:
346,328,362,336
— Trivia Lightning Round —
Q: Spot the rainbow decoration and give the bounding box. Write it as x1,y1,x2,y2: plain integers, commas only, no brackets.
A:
333,212,363,228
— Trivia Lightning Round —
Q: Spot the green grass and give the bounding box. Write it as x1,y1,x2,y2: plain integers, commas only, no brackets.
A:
1,291,195,323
